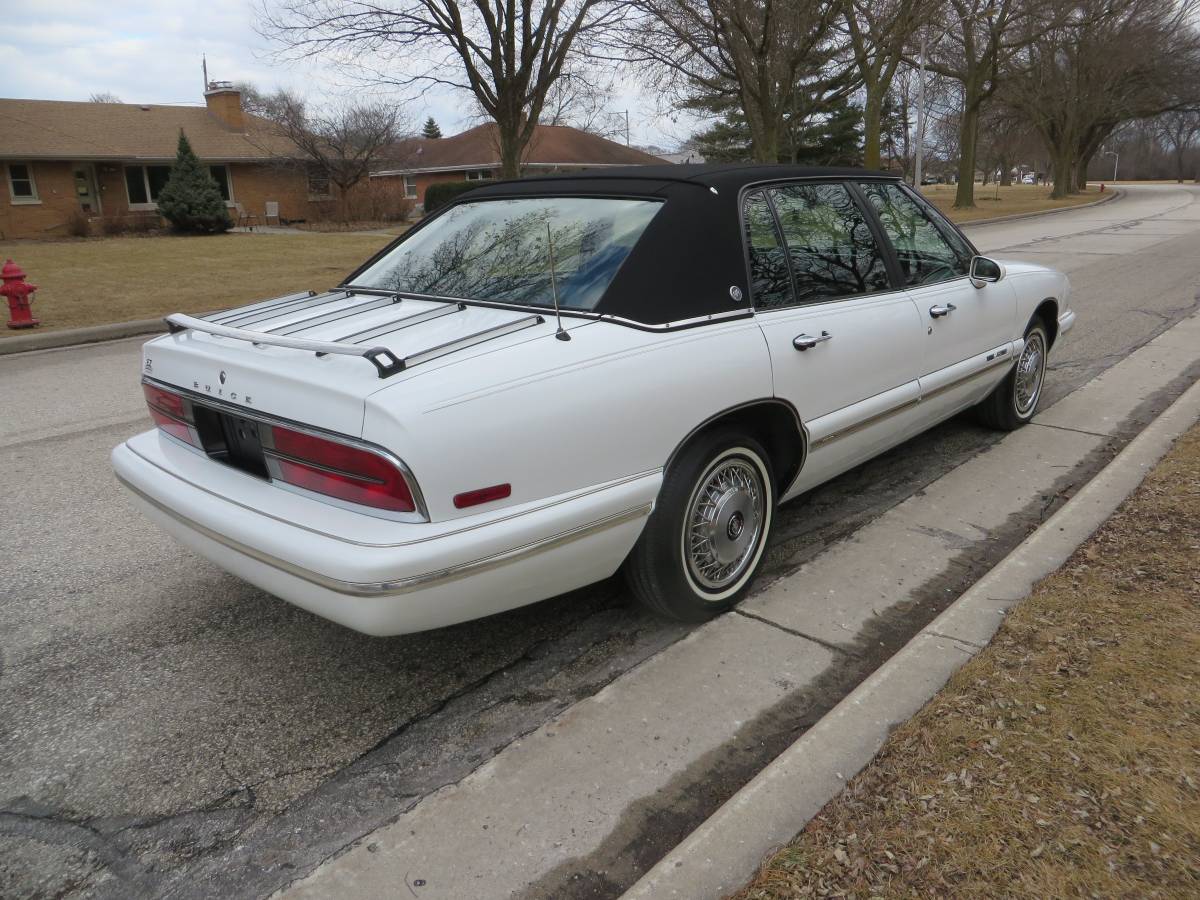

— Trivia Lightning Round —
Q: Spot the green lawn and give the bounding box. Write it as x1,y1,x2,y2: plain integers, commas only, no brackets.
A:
923,183,1103,223
0,231,394,336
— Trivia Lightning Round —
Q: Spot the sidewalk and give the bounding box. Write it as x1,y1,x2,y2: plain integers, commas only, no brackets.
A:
731,422,1200,898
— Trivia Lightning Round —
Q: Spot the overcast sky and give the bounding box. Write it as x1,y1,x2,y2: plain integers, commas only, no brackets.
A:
0,0,694,149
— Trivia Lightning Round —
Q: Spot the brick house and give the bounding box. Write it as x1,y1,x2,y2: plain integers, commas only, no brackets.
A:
372,123,666,207
0,85,331,239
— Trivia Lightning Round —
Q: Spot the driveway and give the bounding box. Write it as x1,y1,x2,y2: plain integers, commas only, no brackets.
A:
2,184,1198,899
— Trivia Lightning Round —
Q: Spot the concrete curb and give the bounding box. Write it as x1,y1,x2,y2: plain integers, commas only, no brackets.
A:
0,190,1122,358
959,186,1122,228
0,317,165,355
622,371,1200,900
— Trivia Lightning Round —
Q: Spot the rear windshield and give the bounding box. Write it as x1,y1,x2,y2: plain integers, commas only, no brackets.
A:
351,196,663,310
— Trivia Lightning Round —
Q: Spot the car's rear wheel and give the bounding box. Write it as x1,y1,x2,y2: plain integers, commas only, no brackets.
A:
974,318,1050,431
625,429,774,621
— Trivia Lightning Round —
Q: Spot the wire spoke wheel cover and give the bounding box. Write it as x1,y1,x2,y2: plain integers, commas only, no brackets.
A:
683,454,765,594
1014,329,1047,416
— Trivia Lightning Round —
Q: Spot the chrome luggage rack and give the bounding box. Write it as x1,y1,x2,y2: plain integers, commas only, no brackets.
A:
165,290,544,379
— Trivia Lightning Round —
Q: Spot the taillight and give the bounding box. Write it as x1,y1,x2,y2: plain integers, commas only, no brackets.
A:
143,383,200,447
265,424,417,513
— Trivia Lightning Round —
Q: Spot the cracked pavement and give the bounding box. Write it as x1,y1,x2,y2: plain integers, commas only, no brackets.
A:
2,184,1200,899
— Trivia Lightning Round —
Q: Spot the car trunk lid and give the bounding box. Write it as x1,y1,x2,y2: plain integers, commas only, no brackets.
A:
141,290,578,438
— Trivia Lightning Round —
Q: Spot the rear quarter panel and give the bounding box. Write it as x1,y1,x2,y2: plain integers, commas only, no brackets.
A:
363,318,774,522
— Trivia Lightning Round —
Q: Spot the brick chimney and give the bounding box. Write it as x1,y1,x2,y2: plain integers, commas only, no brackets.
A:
204,82,245,131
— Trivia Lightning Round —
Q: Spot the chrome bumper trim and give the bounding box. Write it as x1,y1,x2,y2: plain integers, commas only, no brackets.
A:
810,356,1016,451
116,470,651,598
124,437,658,549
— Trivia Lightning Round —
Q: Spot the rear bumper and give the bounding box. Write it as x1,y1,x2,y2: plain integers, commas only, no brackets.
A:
112,432,658,634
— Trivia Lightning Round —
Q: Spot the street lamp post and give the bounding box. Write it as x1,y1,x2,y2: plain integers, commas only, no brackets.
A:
1103,149,1119,182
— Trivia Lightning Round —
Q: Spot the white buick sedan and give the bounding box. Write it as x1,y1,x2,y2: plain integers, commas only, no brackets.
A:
112,164,1073,635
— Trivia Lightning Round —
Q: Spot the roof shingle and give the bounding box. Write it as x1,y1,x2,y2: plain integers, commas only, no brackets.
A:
0,98,293,161
380,122,665,173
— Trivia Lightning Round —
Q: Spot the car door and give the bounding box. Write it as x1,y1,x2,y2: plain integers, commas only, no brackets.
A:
745,182,926,498
857,182,1017,421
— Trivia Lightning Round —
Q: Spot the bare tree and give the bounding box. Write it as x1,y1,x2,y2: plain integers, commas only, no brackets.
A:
841,0,930,169
88,92,122,103
921,0,1054,208
255,91,407,221
1004,0,1200,198
259,0,625,179
1155,109,1200,182
607,0,842,163
541,66,623,139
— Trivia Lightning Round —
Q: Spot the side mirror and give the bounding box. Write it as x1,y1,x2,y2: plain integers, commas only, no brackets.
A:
969,255,1004,288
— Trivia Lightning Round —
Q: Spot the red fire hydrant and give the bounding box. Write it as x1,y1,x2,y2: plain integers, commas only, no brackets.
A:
1,259,40,329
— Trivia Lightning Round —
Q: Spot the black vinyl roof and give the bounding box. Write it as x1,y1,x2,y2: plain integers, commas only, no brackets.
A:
465,163,900,199
405,165,907,328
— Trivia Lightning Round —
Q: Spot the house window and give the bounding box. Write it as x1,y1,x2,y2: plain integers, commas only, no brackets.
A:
307,167,331,198
124,164,233,207
208,165,232,202
464,169,494,181
402,175,417,200
7,163,39,204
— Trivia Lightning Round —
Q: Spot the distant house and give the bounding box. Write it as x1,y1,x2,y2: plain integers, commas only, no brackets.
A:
372,123,666,207
0,85,330,239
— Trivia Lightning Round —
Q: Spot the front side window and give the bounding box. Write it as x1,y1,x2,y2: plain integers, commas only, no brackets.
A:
767,183,891,306
7,163,38,202
743,191,792,309
858,182,971,287
352,196,662,311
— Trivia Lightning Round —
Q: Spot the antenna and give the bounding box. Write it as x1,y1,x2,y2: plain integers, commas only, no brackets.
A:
545,221,571,342
202,54,208,92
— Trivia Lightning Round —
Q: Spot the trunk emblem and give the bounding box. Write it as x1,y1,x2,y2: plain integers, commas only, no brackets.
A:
219,370,227,384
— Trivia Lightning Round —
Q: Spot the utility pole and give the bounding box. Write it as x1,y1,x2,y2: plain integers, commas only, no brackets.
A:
914,31,927,187
625,110,630,146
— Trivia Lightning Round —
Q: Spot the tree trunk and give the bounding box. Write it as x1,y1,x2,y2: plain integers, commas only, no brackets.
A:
862,87,883,170
999,157,1012,186
497,118,525,180
747,108,780,163
1050,146,1074,199
1077,159,1089,191
954,103,980,208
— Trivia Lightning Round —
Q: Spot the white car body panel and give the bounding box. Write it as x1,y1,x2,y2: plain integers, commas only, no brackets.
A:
114,185,1073,636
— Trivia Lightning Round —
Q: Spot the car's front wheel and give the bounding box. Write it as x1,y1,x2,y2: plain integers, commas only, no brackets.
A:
974,318,1050,430
624,429,774,621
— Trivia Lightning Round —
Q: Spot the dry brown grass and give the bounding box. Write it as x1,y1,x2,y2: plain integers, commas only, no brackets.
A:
0,231,393,336
925,183,1103,223
732,424,1200,900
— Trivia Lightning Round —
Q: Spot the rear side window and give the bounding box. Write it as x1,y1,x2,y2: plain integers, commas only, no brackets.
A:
858,183,972,287
743,191,793,309
766,183,891,305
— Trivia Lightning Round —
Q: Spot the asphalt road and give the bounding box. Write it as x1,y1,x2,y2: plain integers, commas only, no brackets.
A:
2,184,1199,899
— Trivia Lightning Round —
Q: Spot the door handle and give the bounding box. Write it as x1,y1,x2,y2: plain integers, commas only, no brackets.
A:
929,303,957,319
793,331,832,351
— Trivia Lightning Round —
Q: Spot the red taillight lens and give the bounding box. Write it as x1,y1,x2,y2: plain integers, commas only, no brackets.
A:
267,425,417,513
143,383,199,447
453,483,512,509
